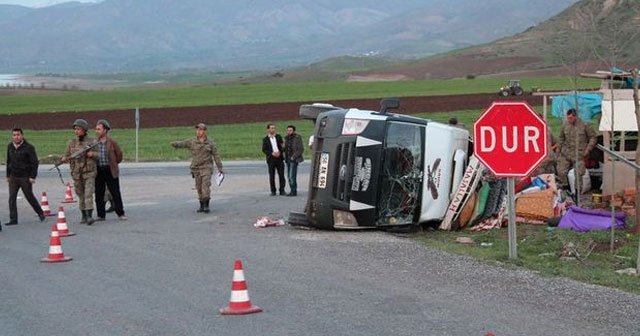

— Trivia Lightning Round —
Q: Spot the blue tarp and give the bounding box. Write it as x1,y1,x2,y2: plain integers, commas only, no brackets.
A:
551,93,602,121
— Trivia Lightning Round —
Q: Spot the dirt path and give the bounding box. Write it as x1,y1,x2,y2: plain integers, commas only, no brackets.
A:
0,93,541,130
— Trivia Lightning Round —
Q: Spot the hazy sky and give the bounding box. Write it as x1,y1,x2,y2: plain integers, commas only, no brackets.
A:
0,0,99,7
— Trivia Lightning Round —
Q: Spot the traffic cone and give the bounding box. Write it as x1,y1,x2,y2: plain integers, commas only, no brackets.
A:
220,260,262,315
40,192,56,217
61,182,76,203
55,206,75,237
41,224,72,263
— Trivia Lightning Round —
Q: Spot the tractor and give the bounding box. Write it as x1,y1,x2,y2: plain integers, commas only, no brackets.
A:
499,80,524,96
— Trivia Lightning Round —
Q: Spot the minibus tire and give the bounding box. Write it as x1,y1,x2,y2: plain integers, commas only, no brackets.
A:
288,211,310,227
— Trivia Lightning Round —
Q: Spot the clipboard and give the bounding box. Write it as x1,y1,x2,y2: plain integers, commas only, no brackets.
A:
215,172,225,186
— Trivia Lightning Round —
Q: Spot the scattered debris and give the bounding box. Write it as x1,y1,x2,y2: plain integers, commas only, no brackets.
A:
254,216,285,228
601,188,636,216
615,268,638,276
559,241,596,263
455,236,474,244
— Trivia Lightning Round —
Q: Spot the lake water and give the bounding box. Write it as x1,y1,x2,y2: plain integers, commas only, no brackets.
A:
0,74,29,86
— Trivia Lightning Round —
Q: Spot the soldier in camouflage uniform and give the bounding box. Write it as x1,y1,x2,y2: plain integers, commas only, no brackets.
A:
61,119,98,225
556,108,597,192
171,123,224,213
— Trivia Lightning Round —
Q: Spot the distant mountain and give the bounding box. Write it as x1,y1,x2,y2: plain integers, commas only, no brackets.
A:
0,4,33,24
350,0,640,79
0,0,577,73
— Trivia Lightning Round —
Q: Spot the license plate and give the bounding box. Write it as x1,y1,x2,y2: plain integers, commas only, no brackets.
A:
317,152,330,189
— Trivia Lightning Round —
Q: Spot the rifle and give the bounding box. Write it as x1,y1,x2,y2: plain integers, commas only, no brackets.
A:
50,140,100,185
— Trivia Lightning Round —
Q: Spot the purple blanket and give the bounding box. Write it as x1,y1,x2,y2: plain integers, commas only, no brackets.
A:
558,206,627,232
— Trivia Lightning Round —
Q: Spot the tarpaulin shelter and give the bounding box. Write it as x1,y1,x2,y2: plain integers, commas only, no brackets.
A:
551,93,602,121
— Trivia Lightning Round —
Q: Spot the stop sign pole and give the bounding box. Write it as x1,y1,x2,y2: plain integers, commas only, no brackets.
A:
474,102,548,260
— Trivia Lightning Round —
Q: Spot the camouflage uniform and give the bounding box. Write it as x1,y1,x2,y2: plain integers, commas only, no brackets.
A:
556,118,597,189
65,137,98,211
171,136,223,209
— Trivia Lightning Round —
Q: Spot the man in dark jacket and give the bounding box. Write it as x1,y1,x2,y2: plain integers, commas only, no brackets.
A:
261,123,286,196
6,128,46,225
93,119,127,221
284,125,304,196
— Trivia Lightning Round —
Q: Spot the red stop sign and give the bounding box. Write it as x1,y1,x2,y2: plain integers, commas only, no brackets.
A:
473,101,548,177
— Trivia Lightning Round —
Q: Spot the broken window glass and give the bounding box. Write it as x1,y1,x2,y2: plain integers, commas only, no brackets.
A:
376,122,424,226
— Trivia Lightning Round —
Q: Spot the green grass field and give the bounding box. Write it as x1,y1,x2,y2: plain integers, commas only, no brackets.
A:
0,76,600,114
26,121,317,163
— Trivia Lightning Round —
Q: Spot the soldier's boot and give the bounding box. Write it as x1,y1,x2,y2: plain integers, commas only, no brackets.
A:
203,199,210,213
196,200,205,213
80,210,88,224
86,209,95,226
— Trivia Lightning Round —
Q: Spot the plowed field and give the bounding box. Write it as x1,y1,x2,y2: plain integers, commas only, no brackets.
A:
0,93,541,130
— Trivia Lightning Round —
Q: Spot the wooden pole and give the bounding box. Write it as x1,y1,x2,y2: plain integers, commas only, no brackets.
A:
632,68,640,276
609,75,617,253
632,69,640,235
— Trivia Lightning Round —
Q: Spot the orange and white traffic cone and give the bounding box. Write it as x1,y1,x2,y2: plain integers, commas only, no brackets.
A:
61,182,76,203
41,224,72,263
55,206,75,237
220,260,262,315
40,192,56,217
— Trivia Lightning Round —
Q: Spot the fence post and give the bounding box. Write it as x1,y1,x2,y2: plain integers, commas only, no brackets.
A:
135,107,140,162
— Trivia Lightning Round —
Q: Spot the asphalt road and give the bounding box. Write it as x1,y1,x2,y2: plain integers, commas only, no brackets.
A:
1,161,639,336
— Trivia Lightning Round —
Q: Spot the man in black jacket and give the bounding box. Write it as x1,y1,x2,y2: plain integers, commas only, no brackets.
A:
284,125,304,196
6,128,45,225
261,123,286,196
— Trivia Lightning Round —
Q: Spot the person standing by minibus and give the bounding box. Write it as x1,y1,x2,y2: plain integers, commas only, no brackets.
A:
262,123,286,196
283,125,303,196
